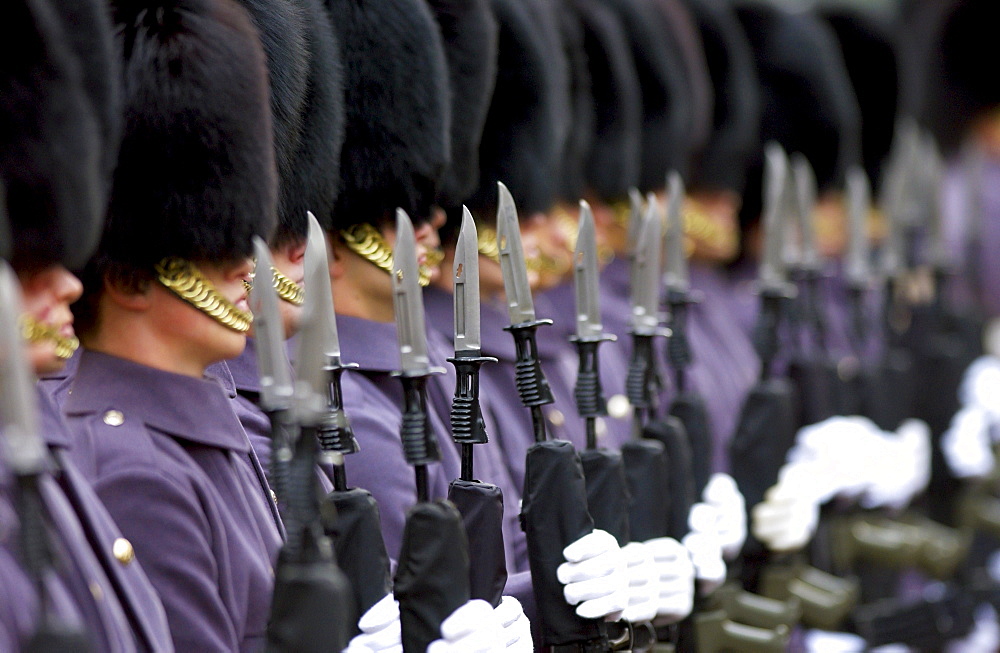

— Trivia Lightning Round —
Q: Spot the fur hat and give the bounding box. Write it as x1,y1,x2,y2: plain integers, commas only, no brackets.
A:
555,1,595,205
820,5,898,194
575,0,642,203
101,0,276,269
735,2,860,226
429,0,499,213
0,0,105,270
602,0,691,194
235,0,308,244
325,0,450,229
465,0,568,220
682,0,761,195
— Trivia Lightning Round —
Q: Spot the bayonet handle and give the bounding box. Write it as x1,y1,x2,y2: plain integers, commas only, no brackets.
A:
318,364,359,455
399,375,440,468
572,338,609,421
447,354,497,446
265,407,297,513
504,320,555,409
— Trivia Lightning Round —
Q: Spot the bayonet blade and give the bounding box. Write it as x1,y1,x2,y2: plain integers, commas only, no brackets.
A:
663,171,689,293
626,188,644,259
845,166,871,289
574,201,604,340
759,142,789,292
791,154,820,271
496,182,536,325
0,262,47,474
453,207,482,353
630,194,663,334
922,132,949,269
393,209,431,375
294,212,342,422
250,237,295,412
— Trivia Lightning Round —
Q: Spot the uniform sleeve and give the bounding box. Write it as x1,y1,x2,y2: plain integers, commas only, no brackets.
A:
93,467,240,652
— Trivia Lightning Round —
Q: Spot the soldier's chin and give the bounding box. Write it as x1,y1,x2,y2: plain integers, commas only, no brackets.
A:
29,341,64,376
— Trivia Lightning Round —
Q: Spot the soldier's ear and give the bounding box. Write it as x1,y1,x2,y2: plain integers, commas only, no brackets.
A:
325,233,346,281
101,272,153,312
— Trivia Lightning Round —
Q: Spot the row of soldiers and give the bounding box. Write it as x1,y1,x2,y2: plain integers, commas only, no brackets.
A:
3,0,1000,650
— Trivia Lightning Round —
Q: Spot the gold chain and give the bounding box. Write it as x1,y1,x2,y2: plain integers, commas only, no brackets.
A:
20,315,79,360
477,226,500,263
340,223,437,286
155,258,253,333
271,267,305,306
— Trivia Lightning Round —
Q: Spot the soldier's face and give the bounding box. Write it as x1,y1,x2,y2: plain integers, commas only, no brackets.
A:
269,240,306,338
18,264,83,375
152,258,253,368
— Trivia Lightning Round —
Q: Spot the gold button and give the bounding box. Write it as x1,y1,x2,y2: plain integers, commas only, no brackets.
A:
89,581,103,601
103,410,124,427
113,537,134,565
547,409,565,427
607,394,631,419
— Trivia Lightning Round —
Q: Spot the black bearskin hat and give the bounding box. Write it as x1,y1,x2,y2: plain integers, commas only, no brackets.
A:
575,0,642,203
326,0,450,229
0,0,106,271
555,0,595,206
101,0,277,269
682,0,761,195
466,0,568,220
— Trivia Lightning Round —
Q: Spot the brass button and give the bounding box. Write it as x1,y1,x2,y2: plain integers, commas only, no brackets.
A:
89,581,103,601
113,537,135,565
103,410,124,427
607,394,631,419
547,409,565,427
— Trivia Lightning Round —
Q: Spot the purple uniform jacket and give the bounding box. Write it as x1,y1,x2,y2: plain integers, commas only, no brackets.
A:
61,351,283,652
686,263,760,472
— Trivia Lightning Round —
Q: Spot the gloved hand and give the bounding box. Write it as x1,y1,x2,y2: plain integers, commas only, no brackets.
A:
645,537,695,625
959,355,1000,418
943,405,996,479
683,503,727,595
344,593,402,653
787,416,884,502
557,529,629,620
751,468,820,552
494,596,532,651
426,599,502,653
702,473,747,559
861,418,930,510
619,541,660,623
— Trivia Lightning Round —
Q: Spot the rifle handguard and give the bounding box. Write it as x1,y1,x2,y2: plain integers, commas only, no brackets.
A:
504,319,555,407
447,354,496,445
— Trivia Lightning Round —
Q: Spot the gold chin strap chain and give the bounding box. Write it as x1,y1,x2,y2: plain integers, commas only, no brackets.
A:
340,222,439,287
155,258,253,333
20,315,79,360
477,226,501,263
683,201,739,261
271,266,305,306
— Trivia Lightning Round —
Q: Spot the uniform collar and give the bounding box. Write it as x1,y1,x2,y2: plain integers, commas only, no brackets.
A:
226,338,262,394
65,350,250,452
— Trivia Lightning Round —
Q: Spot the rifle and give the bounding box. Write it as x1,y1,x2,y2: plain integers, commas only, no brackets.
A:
391,210,471,652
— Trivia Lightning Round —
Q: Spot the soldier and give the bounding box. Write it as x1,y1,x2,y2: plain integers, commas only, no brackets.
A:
56,0,284,649
1,0,173,650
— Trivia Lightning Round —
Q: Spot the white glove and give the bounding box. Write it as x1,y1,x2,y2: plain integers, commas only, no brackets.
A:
494,596,532,651
751,470,820,552
943,405,996,479
788,416,884,502
645,537,695,624
619,542,660,623
426,599,502,653
960,355,1000,418
683,503,727,595
702,473,747,559
344,593,402,653
557,529,629,620
861,419,931,510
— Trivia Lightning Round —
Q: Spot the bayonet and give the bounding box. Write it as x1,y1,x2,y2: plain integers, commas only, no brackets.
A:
759,143,792,295
0,262,46,474
448,207,497,481
626,188,644,295
496,183,554,442
298,213,358,490
663,172,689,295
497,182,536,325
791,154,820,272
393,209,442,502
571,202,615,449
845,166,872,291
